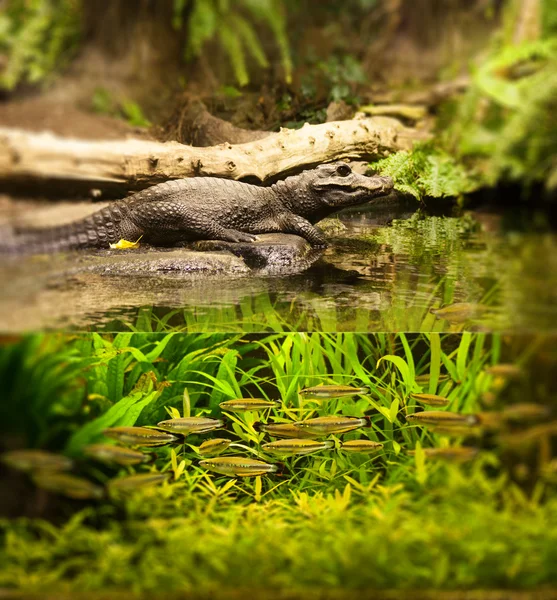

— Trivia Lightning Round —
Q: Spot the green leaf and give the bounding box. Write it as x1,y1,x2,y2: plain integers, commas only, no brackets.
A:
414,441,427,485
399,334,416,386
456,333,473,382
389,397,400,423
376,355,411,390
65,391,156,455
428,334,442,394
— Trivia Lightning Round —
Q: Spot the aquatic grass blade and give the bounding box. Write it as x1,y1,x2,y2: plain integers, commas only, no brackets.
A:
456,333,473,382
65,391,158,455
427,333,442,394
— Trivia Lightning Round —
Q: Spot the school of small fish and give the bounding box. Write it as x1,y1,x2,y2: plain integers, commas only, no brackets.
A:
2,367,552,500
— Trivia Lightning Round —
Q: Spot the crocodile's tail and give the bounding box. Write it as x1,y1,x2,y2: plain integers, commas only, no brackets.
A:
0,204,128,255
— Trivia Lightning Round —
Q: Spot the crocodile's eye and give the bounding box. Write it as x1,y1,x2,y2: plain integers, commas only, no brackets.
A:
336,164,351,177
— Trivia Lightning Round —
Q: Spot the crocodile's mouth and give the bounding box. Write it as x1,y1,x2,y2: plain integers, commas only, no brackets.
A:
325,176,394,197
322,181,394,205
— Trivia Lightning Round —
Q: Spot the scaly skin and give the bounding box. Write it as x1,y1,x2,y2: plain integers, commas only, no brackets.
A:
2,163,393,254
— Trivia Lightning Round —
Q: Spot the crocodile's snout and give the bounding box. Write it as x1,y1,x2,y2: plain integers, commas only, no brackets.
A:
377,176,394,193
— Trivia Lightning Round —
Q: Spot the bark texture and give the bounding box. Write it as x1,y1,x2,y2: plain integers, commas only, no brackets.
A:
0,117,427,190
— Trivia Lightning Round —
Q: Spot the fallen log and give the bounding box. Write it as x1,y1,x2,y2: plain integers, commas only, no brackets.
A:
0,116,428,192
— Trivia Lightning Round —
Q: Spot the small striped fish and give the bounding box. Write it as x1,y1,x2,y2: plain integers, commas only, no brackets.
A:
219,399,280,412
108,472,170,492
103,426,179,447
33,473,104,500
293,416,369,435
262,439,334,456
199,456,277,477
406,411,478,426
484,364,523,378
83,444,153,466
340,440,383,453
299,385,369,400
199,438,232,456
254,422,321,439
407,447,478,462
415,374,450,383
156,417,224,435
410,393,451,407
1,449,73,472
428,425,483,437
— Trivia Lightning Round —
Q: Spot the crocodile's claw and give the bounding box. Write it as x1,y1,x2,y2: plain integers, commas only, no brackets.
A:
222,230,257,243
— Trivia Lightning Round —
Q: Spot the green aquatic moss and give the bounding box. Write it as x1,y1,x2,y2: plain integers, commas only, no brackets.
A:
0,332,555,594
369,144,479,202
1,486,557,593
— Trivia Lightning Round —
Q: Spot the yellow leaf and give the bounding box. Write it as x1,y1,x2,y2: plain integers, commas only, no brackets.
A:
175,460,187,480
109,235,143,250
254,476,262,502
167,406,182,419
219,479,237,495
343,483,351,504
170,449,178,473
343,475,365,492
183,388,191,418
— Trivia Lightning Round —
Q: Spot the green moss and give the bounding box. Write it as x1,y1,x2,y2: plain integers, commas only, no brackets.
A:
0,0,81,90
369,144,479,201
1,484,556,593
371,30,557,201
1,333,555,593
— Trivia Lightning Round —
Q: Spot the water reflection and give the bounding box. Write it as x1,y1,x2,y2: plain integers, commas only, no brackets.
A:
1,207,556,332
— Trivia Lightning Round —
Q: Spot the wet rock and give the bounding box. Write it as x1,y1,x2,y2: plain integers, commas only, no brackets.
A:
72,247,251,277
192,233,324,275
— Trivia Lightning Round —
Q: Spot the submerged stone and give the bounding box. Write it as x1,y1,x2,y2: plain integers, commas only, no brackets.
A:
192,233,324,275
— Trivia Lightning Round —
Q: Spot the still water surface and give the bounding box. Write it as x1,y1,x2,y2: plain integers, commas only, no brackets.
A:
1,205,556,332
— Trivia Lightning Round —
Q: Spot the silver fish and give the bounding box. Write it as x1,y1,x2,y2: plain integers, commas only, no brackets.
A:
199,456,277,477
427,425,483,437
262,439,334,456
103,426,179,447
254,422,322,439
293,416,369,435
1,449,73,472
415,374,450,383
156,417,223,435
410,393,451,407
500,403,551,422
407,447,478,462
430,303,488,323
299,385,369,400
219,398,280,412
340,440,383,453
33,473,104,500
406,411,478,426
107,472,171,492
83,444,153,466
484,364,523,378
198,438,232,456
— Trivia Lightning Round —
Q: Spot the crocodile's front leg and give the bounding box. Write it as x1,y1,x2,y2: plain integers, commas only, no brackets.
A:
278,213,328,247
131,201,256,244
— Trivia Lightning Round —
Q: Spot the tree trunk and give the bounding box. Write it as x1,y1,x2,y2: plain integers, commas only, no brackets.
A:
0,117,427,194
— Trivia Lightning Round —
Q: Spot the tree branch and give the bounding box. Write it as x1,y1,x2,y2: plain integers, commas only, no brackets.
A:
0,116,428,191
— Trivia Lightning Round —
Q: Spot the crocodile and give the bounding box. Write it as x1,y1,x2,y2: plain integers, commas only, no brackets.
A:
2,162,393,254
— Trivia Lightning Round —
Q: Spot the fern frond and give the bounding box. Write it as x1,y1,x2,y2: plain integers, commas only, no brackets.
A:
231,14,269,69
185,0,218,60
243,0,292,83
182,0,291,86
0,0,81,90
394,183,422,200
219,23,249,87
370,144,478,201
